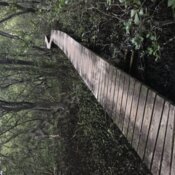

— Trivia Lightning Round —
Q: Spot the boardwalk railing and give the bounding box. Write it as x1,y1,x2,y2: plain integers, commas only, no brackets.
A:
45,30,175,175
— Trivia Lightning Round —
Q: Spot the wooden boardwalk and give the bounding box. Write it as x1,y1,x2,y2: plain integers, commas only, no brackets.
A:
45,30,175,175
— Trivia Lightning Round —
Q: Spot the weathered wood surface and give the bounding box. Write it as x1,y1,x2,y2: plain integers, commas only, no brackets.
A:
45,30,175,175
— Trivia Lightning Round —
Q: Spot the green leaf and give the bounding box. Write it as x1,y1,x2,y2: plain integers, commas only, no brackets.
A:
139,9,144,16
131,9,136,17
134,13,140,25
168,0,175,8
119,0,125,3
107,0,112,5
168,0,173,7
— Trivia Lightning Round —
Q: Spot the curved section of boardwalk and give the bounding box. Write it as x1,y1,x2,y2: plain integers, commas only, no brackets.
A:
45,30,175,175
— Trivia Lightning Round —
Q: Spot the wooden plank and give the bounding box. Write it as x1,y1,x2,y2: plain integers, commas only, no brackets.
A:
74,42,81,64
83,49,89,80
79,47,85,75
125,77,136,140
161,105,174,175
143,95,165,168
108,68,117,117
65,34,70,56
171,125,175,175
90,54,99,97
104,65,115,114
78,44,83,77
75,44,81,73
137,90,156,159
81,52,87,85
68,37,74,62
132,85,148,151
96,59,103,102
116,73,125,129
84,50,89,73
100,61,107,107
97,59,106,105
166,105,175,175
98,61,105,105
67,37,73,60
66,36,71,58
84,52,91,88
122,77,135,136
106,65,114,109
63,33,68,55
102,63,110,108
118,73,130,130
93,56,102,98
74,47,79,71
112,69,121,123
89,52,96,93
121,75,130,131
87,54,94,91
150,101,170,174
84,54,90,89
110,69,120,121
127,81,142,143
80,46,88,75
79,48,85,79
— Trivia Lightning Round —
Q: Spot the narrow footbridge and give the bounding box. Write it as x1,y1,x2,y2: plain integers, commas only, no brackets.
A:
45,30,175,175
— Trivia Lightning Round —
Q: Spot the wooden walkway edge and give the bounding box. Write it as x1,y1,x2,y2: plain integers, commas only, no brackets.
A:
45,30,175,175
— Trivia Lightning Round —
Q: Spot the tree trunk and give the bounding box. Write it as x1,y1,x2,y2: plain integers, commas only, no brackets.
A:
0,10,35,25
0,58,35,66
0,100,65,112
0,2,9,6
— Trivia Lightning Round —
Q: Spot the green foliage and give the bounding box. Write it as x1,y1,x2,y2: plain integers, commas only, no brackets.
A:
131,34,144,49
0,0,174,174
146,33,160,59
168,0,175,9
55,0,166,63
119,0,141,6
106,0,114,5
0,2,72,174
121,2,161,59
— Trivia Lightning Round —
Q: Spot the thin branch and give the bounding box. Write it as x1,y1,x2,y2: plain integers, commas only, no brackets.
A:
0,2,9,6
0,11,32,25
0,30,21,40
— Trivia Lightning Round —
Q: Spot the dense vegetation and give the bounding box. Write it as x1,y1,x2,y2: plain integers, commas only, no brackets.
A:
0,0,174,174
50,0,175,102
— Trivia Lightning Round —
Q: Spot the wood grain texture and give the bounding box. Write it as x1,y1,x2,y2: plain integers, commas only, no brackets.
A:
46,30,175,175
